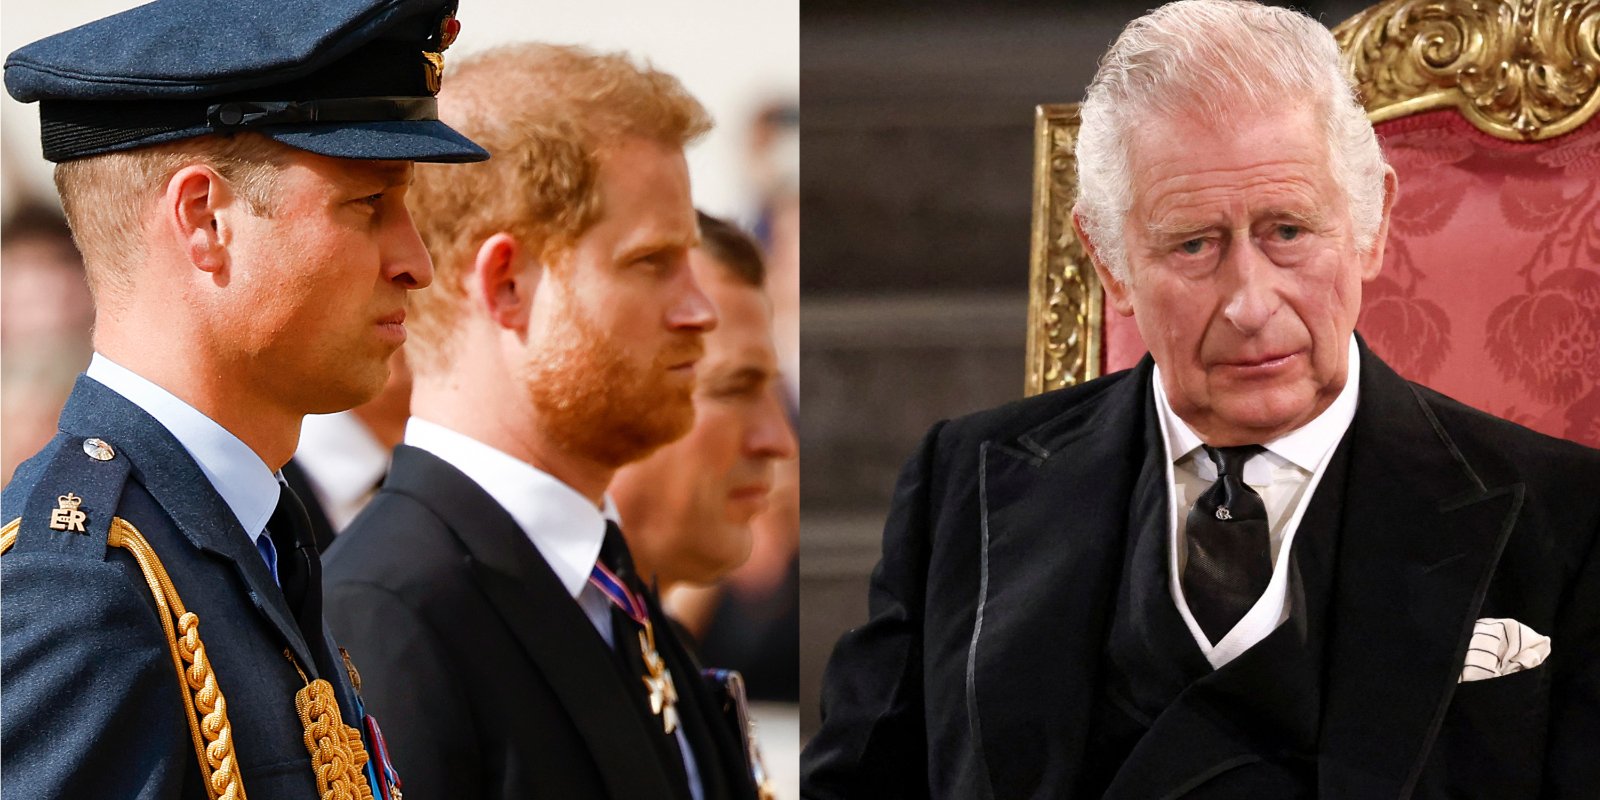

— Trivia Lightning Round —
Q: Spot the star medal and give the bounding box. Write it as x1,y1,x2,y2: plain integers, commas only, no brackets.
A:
638,623,680,734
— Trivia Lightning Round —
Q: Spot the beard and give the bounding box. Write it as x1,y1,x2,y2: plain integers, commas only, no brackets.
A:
522,300,702,469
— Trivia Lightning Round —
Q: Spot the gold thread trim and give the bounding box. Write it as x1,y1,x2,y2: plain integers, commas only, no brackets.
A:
283,650,375,800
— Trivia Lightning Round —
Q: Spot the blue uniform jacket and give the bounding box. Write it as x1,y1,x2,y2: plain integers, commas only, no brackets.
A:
3,375,382,799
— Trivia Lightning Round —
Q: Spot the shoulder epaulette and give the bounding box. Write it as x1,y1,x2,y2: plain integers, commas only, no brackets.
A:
3,434,132,560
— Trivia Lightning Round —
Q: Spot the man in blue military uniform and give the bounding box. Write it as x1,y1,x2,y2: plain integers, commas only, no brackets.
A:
1,1,487,797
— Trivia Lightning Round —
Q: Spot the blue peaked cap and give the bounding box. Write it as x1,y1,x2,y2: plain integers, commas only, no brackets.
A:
5,0,488,163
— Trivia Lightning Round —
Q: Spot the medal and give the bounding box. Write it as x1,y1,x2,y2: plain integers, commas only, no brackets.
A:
638,625,680,734
590,559,680,734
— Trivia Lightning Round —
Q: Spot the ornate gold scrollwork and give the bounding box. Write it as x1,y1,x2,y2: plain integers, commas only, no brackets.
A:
1027,104,1102,396
1335,0,1600,140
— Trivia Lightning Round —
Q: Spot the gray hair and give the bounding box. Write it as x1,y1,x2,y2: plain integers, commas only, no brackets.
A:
1074,0,1388,281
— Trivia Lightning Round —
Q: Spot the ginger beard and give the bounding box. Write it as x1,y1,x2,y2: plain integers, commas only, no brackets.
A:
521,286,703,469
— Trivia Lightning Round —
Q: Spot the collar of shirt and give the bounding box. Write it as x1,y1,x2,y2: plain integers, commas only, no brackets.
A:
402,417,617,600
1153,334,1362,482
294,410,390,528
85,353,280,544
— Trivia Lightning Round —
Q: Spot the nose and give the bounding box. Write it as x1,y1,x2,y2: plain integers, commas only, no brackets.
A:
1220,238,1278,335
383,205,434,290
746,386,797,461
667,257,718,333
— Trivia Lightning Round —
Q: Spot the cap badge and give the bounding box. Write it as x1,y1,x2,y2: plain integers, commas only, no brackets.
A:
50,493,88,533
422,12,460,95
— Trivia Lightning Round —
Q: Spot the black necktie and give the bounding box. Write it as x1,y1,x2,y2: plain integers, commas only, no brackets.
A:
1182,445,1271,644
267,482,322,637
596,522,692,788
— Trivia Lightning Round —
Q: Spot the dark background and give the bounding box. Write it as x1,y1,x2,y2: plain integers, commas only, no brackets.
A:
797,0,1370,739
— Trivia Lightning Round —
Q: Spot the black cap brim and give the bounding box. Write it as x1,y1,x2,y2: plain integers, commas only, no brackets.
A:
263,119,488,163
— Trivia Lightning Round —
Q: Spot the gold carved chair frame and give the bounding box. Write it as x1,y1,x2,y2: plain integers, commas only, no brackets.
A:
1025,0,1600,396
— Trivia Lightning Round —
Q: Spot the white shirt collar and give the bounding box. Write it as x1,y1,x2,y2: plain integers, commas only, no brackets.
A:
294,411,390,527
402,417,616,600
1153,335,1361,480
85,353,280,544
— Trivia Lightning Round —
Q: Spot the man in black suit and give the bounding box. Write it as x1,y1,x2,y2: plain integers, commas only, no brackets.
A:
802,1,1600,797
0,1,485,797
323,44,760,800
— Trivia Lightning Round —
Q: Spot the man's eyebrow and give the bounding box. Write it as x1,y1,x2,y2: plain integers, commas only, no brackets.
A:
1145,220,1216,241
1265,208,1327,227
1145,208,1329,240
618,232,696,262
704,365,774,385
347,163,414,191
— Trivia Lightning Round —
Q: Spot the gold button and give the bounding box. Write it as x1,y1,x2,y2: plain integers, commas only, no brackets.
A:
83,438,115,461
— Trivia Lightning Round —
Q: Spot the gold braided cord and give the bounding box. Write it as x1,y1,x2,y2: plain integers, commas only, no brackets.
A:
292,677,375,800
105,518,247,800
1,516,246,799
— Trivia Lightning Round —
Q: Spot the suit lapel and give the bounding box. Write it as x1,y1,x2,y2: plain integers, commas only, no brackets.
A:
970,360,1152,798
1318,346,1524,798
58,376,318,673
381,446,680,800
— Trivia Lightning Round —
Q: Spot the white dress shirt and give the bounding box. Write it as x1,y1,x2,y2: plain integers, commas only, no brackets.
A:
86,353,280,548
294,411,391,532
402,417,703,799
1153,336,1360,668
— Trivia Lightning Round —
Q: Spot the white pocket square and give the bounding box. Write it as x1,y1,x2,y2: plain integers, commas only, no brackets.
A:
1460,618,1550,683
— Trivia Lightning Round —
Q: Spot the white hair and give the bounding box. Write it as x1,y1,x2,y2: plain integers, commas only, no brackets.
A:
1075,0,1388,281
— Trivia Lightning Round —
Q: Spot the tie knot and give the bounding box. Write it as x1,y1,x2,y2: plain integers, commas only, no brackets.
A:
268,480,311,549
1202,444,1264,478
598,519,634,580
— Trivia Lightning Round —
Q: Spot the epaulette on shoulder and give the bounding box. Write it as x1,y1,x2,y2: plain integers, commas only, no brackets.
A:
1,434,131,560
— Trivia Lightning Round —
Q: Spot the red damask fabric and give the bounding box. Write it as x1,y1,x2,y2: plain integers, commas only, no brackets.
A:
1102,110,1600,447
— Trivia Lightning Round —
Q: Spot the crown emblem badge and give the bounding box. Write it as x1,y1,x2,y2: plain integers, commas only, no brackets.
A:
50,492,88,533
422,12,460,95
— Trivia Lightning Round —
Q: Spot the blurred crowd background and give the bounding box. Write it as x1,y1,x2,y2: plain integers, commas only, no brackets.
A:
798,0,1372,741
2,0,798,794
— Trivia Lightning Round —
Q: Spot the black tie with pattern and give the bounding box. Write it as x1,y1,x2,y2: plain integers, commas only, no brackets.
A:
1182,444,1272,644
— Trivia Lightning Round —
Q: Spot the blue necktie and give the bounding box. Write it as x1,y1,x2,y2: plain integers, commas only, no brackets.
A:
256,530,279,585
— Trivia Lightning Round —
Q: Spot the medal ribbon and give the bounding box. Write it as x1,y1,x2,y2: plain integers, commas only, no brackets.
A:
588,561,649,627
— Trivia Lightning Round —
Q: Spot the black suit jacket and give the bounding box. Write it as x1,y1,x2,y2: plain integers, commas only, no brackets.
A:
323,445,757,800
802,343,1600,799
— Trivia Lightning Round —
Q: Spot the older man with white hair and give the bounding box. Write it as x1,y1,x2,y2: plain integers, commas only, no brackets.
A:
801,1,1600,798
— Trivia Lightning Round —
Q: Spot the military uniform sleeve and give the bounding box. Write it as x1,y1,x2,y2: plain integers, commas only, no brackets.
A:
2,550,189,800
325,580,480,800
801,421,946,800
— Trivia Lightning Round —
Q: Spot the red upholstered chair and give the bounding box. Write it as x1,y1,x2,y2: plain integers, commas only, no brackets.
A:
1026,0,1600,447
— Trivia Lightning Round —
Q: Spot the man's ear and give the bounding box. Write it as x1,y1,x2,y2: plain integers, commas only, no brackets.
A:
474,232,539,331
1074,209,1135,317
166,165,233,275
1360,166,1399,282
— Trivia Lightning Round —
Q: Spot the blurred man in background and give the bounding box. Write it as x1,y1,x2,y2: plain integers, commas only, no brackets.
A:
1,202,91,485
324,43,761,800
